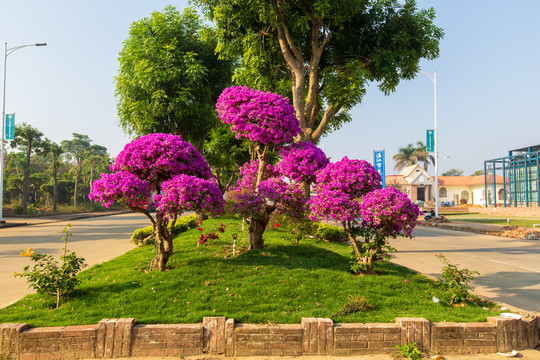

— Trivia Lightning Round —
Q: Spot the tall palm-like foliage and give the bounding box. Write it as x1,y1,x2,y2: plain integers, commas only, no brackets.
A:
393,144,418,172
415,141,435,171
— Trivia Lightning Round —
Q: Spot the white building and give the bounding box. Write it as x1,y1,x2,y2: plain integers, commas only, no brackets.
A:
386,164,505,206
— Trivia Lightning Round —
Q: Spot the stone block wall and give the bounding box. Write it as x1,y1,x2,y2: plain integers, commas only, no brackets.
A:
1,316,538,359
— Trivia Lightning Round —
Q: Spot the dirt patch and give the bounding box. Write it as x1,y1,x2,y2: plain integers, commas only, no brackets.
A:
420,220,540,240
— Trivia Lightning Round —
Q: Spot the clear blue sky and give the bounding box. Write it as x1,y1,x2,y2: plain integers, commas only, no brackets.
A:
1,1,539,176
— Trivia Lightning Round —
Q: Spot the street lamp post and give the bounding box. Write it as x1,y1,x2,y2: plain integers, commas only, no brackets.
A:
1,42,47,222
419,70,438,217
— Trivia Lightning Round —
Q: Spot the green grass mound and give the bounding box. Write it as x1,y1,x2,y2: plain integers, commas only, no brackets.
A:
0,217,499,327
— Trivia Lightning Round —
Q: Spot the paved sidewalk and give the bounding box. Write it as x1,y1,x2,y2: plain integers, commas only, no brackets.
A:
0,210,131,228
0,212,148,308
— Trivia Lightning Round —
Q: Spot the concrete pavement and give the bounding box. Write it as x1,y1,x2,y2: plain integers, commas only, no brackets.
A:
0,211,148,309
390,225,540,313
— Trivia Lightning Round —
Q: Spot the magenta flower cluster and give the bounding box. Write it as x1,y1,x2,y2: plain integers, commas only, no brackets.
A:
258,178,306,219
112,133,213,186
89,171,151,208
154,174,225,219
308,189,361,223
309,157,381,224
360,187,420,237
277,142,329,183
216,86,301,145
231,179,306,220
312,157,381,198
234,160,279,191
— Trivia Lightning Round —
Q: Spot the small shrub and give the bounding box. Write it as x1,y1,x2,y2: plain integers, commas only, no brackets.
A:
396,342,422,360
131,215,197,246
316,223,347,243
131,226,155,246
436,253,479,305
171,214,197,234
14,224,87,309
459,198,468,205
331,294,373,317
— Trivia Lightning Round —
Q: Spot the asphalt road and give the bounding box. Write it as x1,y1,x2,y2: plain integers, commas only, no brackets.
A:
389,226,540,313
0,212,149,309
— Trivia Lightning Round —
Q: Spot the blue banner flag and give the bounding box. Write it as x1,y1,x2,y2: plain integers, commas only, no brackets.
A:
5,114,15,140
373,150,385,188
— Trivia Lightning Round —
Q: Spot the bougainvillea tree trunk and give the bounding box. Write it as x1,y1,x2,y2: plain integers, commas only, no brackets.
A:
248,216,269,250
151,218,173,271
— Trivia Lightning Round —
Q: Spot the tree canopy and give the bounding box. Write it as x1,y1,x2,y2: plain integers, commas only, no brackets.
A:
115,6,234,150
197,0,443,142
442,168,464,176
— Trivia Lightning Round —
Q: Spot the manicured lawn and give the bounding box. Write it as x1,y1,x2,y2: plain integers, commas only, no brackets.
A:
446,214,540,228
0,216,500,327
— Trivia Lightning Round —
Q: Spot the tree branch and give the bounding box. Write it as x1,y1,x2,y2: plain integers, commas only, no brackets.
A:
311,103,341,142
130,206,156,226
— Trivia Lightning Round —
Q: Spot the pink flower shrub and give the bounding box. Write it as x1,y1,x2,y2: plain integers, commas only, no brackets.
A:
89,171,150,208
360,187,420,237
89,133,223,271
154,175,225,219
112,133,213,186
277,142,329,183
216,86,301,145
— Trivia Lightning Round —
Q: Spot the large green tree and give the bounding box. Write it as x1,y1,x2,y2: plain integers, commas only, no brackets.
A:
10,123,48,214
115,6,234,151
44,142,64,212
61,134,107,210
203,124,251,193
197,0,443,142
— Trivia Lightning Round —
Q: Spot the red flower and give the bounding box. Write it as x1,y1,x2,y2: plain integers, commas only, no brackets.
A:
273,223,281,228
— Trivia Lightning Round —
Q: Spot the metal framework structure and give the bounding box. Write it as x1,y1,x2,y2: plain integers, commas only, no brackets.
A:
484,145,540,207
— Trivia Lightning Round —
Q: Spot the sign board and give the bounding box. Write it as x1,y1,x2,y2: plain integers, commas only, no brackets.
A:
373,150,385,188
5,114,15,140
426,129,434,152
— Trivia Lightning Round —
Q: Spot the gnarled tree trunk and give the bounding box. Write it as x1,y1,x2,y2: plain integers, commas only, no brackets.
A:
346,223,379,275
248,216,269,250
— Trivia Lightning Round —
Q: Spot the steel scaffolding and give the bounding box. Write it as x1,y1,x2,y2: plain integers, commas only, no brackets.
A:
484,145,540,207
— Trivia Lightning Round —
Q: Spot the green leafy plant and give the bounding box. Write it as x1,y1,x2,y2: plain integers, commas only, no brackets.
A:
131,215,197,246
436,253,479,305
15,224,86,308
331,294,373,317
396,342,422,360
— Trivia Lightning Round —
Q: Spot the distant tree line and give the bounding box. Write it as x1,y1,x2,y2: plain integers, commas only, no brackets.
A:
3,122,111,215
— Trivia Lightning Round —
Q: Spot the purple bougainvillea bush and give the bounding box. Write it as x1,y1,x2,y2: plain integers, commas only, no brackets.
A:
309,157,419,274
89,133,224,271
216,86,300,145
217,86,310,250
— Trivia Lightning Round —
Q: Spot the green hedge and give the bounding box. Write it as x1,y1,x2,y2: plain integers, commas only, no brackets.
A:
315,223,348,243
131,214,197,246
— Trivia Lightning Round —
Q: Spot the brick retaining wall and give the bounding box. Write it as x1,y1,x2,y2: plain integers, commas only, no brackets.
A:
1,316,538,359
475,206,540,216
